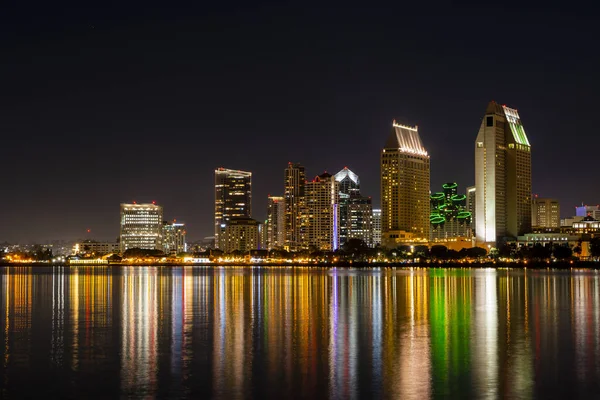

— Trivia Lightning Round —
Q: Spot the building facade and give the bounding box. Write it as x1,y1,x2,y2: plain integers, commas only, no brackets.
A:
218,217,260,253
120,203,163,253
532,197,560,229
73,241,119,255
214,168,252,249
305,173,340,251
334,167,373,247
475,101,532,245
430,183,472,241
284,162,306,251
266,195,285,250
466,186,476,235
372,209,382,247
381,121,430,247
163,221,187,255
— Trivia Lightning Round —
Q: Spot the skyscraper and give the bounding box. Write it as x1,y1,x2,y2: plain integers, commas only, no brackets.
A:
284,162,306,251
429,183,472,241
214,168,252,249
120,202,163,253
475,101,532,245
466,186,476,235
163,220,187,255
305,172,340,251
334,167,373,247
372,209,382,247
532,197,560,229
381,121,430,247
266,195,285,250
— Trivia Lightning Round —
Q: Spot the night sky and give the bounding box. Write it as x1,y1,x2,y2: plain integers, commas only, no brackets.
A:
1,1,598,243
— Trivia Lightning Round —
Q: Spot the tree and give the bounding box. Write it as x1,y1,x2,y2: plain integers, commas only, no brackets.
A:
465,247,487,259
430,245,448,260
530,243,552,261
590,237,600,259
342,239,369,260
413,245,430,259
552,245,573,260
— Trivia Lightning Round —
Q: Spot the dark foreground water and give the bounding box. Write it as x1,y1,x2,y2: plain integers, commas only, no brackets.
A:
1,267,600,399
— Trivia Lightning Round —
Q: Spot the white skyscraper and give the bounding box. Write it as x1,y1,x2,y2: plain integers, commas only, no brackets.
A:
475,101,532,245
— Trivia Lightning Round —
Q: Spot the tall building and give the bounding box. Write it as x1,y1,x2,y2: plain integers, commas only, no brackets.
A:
284,162,306,251
381,121,430,247
305,172,340,251
372,209,382,247
334,167,373,247
475,101,532,245
466,186,476,232
120,203,163,253
214,168,252,249
163,220,187,255
266,195,285,250
430,183,472,241
532,197,560,229
218,217,260,253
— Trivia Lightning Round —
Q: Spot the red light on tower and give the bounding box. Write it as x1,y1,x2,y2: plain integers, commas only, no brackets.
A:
152,200,156,205
87,229,91,233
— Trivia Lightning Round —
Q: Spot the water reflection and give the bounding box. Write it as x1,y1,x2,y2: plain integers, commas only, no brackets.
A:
1,267,600,398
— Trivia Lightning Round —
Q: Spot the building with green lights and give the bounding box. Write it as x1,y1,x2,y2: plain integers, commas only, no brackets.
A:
474,101,532,245
430,183,472,241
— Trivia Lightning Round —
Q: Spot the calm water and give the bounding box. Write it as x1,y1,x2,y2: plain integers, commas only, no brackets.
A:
1,267,599,399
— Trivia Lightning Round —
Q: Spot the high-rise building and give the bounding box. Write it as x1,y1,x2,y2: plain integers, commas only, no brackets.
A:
214,168,252,249
381,121,430,247
120,203,163,253
305,172,340,251
163,220,187,255
284,162,306,251
334,167,373,247
266,195,285,250
430,183,473,241
532,197,560,229
475,101,532,245
466,186,476,235
218,217,260,253
372,209,382,247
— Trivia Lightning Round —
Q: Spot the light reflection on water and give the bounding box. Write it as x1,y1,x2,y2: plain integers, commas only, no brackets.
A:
1,267,600,398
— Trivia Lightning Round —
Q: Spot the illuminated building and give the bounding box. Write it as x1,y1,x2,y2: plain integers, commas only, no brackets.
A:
334,167,373,247
120,203,163,253
531,197,560,229
475,101,532,245
305,172,340,251
372,209,382,247
429,183,472,241
284,162,306,251
466,186,476,234
218,217,260,253
214,168,252,249
73,240,119,255
575,204,600,219
381,121,430,247
162,220,187,255
266,195,285,250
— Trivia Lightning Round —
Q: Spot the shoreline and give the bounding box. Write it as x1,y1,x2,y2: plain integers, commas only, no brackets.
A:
1,261,599,269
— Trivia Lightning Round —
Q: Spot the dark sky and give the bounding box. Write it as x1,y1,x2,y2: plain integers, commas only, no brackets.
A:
1,1,599,243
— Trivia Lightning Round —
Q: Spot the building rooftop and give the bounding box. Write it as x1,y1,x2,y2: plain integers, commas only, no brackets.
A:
384,121,428,156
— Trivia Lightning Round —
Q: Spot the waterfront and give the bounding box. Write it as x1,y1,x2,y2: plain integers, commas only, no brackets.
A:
1,267,600,398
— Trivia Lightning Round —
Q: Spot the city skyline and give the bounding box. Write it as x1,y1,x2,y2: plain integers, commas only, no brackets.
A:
1,3,599,243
